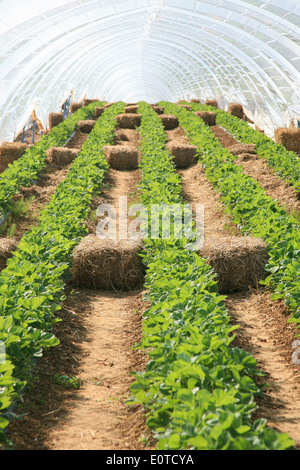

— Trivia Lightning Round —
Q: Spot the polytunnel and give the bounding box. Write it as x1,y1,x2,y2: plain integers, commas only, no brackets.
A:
0,0,300,142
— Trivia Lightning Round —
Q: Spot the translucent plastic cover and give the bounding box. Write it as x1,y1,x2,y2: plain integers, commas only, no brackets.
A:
0,0,299,141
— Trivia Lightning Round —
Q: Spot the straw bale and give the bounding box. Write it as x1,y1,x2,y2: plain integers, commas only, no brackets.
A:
77,119,96,133
228,103,244,120
194,111,216,126
94,106,105,119
205,99,218,108
72,234,145,291
116,114,141,129
83,98,98,107
151,106,164,114
48,112,64,130
228,143,256,156
166,142,197,168
0,238,18,271
191,99,201,103
46,147,80,167
159,114,179,130
125,105,139,114
103,145,139,170
0,142,27,172
274,128,300,154
70,102,82,113
200,236,268,293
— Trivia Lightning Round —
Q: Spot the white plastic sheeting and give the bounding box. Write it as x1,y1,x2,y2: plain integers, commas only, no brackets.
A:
0,0,299,141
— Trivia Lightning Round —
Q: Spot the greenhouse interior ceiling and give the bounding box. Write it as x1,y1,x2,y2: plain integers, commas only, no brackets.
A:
0,0,300,141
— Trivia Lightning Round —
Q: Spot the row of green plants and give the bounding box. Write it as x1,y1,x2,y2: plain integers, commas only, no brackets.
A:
0,101,104,221
160,102,300,324
0,101,125,446
188,101,300,193
128,101,294,450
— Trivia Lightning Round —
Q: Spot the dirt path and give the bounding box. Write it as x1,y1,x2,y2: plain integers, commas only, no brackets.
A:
177,146,300,448
211,125,300,214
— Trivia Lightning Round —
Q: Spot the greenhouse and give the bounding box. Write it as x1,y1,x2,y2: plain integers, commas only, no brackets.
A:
0,0,299,452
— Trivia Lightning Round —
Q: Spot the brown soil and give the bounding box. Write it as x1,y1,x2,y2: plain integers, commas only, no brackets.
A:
177,163,240,243
211,125,300,214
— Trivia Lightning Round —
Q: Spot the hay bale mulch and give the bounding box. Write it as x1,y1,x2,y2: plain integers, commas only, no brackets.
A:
227,103,244,120
116,114,141,129
77,119,96,133
274,128,300,154
46,147,80,167
0,142,27,172
0,238,18,271
194,111,216,126
205,99,218,108
103,145,139,170
200,236,268,293
48,112,64,130
228,143,256,156
159,114,179,130
72,235,145,291
166,142,197,168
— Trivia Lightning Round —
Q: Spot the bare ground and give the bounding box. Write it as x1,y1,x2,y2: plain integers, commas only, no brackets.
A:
5,126,153,451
